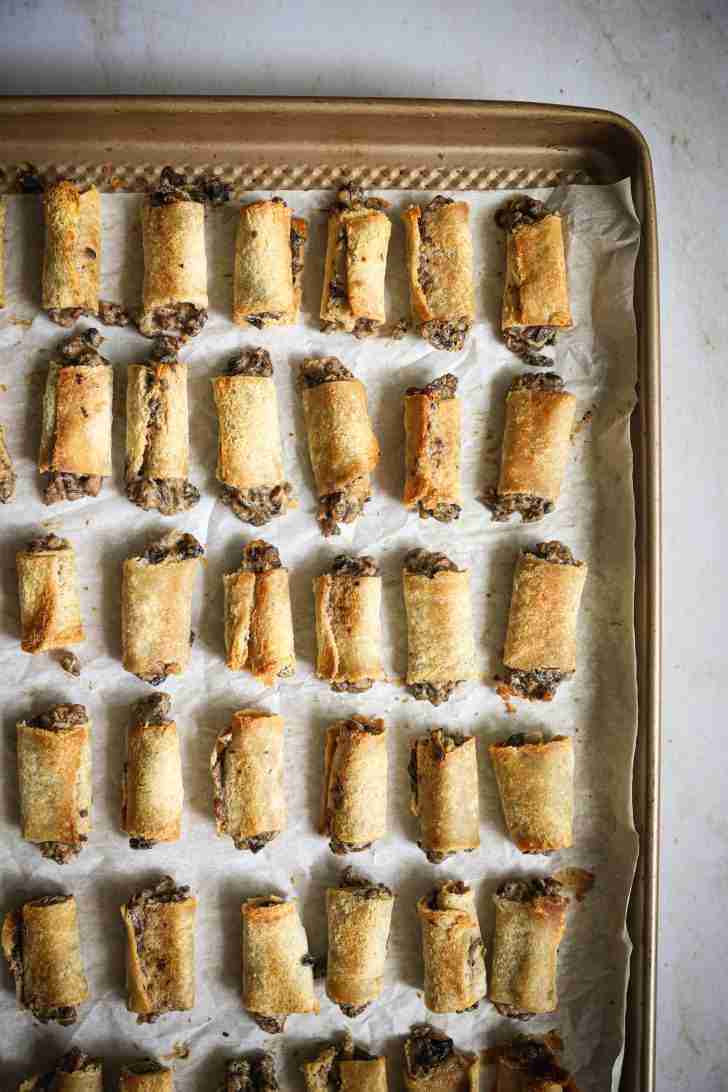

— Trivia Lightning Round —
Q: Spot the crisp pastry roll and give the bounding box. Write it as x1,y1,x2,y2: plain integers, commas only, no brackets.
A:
120,876,196,1023
234,196,308,327
241,895,319,1033
489,733,574,854
314,555,383,691
489,877,569,1018
403,196,475,352
485,373,576,523
119,1061,174,1092
496,196,573,366
2,893,88,1025
121,529,203,685
17,532,84,653
211,709,286,852
42,180,100,326
503,541,587,701
224,539,295,682
18,1048,103,1092
0,421,15,503
321,717,387,854
17,702,91,864
403,1025,479,1092
403,549,477,704
122,694,183,850
418,880,486,1013
404,373,461,522
491,1034,576,1092
409,729,479,863
213,348,294,525
300,356,380,536
38,328,113,505
303,1033,388,1092
223,1054,279,1092
326,868,394,1016
126,335,200,515
320,181,391,338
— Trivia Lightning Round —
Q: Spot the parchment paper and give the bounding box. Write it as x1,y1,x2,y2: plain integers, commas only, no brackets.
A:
0,180,640,1091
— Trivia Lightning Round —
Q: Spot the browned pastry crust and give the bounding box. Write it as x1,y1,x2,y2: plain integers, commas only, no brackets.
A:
17,532,84,653
314,556,383,691
403,1025,479,1092
241,896,319,1031
224,540,295,682
122,694,183,849
211,710,286,852
490,1032,577,1091
320,183,391,337
326,870,394,1015
234,197,308,326
409,729,479,863
418,880,487,1013
321,717,387,854
302,1033,387,1092
404,374,462,522
18,1047,103,1092
489,732,574,853
119,1060,174,1091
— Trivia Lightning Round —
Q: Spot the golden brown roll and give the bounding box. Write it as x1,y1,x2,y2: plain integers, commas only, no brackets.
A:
489,733,574,854
119,1061,174,1092
2,893,89,1025
222,1054,279,1092
121,530,203,685
403,550,477,704
402,196,475,352
489,877,569,1018
241,895,319,1033
17,532,84,653
326,869,394,1016
300,357,380,536
303,1033,388,1092
212,348,294,525
403,1026,479,1092
320,182,391,338
18,1048,103,1092
418,882,486,1014
0,421,15,503
224,540,295,682
211,709,286,852
234,197,308,327
121,694,183,849
38,328,113,505
496,197,573,366
485,373,576,523
503,541,587,701
314,555,383,692
404,374,461,522
42,181,100,326
409,729,479,863
321,717,388,854
490,1033,576,1092
120,876,196,1023
17,703,91,864
125,335,200,515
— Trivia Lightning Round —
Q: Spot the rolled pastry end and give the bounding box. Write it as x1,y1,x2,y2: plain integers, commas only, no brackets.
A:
225,1054,280,1092
211,709,286,852
17,532,84,653
223,539,296,682
303,1033,386,1092
322,718,388,854
409,729,480,863
489,732,575,854
404,374,462,523
119,1060,174,1091
326,868,394,1016
0,423,16,503
19,1048,103,1092
418,880,487,1013
241,895,319,1032
122,693,183,849
491,1033,575,1092
315,555,383,692
234,197,308,327
42,181,100,326
403,1025,479,1092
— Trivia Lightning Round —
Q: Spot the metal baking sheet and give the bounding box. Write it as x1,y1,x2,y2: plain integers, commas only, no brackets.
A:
0,97,660,1092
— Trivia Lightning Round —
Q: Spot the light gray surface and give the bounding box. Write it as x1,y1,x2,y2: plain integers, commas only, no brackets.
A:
1,1,727,1089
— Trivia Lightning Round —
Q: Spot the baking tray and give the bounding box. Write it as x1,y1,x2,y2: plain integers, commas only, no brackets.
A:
0,96,661,1092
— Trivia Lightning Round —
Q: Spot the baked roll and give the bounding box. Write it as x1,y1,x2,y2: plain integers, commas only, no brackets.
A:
321,717,387,854
120,876,196,1023
224,539,295,682
17,532,84,653
496,197,573,366
18,1048,103,1092
126,335,200,515
213,348,294,525
404,373,461,522
42,181,100,326
241,895,319,1033
490,1033,576,1092
1,893,89,1025
314,555,383,692
418,880,486,1013
503,541,587,701
303,1033,388,1092
0,421,15,503
320,182,391,338
326,868,394,1016
403,549,477,704
403,1026,479,1092
38,328,113,505
489,877,569,1018
122,694,183,850
121,529,203,685
300,357,380,536
489,733,574,854
403,196,475,352
119,1061,174,1092
484,373,576,523
234,197,308,327
17,702,91,864
222,1054,279,1092
409,729,479,863
211,709,286,852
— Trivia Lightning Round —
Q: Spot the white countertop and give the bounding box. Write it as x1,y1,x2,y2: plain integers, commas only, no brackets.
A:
1,1,726,1088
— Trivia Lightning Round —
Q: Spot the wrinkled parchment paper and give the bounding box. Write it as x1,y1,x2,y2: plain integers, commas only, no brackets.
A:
0,181,640,1090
